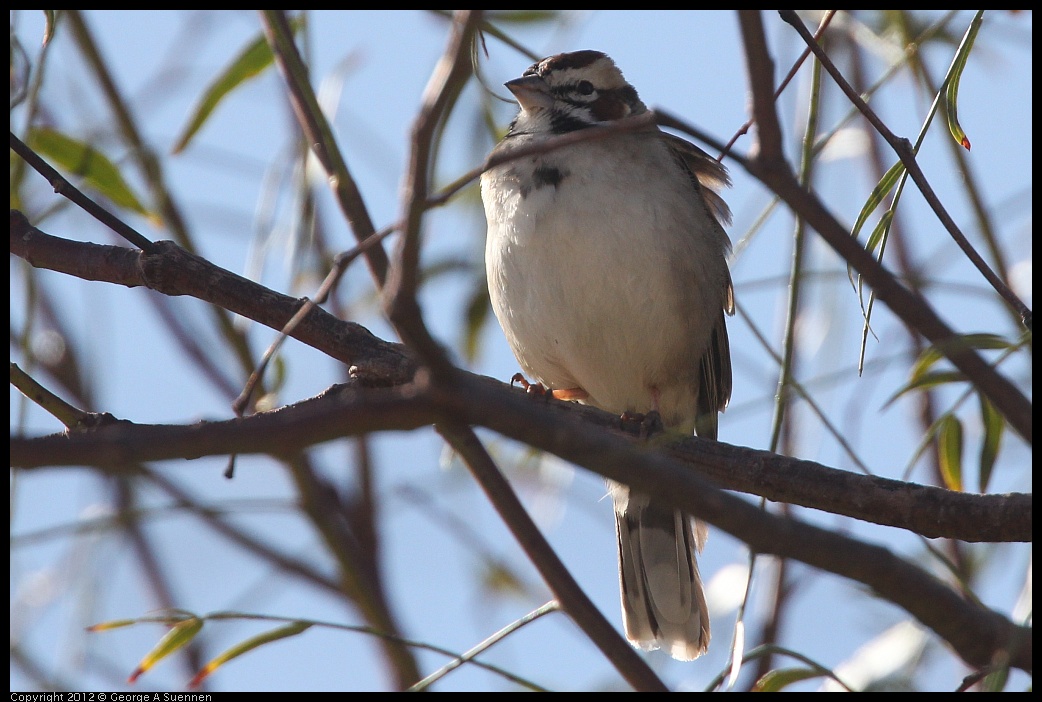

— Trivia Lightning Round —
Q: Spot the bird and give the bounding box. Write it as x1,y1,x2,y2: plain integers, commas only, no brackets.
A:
480,49,733,660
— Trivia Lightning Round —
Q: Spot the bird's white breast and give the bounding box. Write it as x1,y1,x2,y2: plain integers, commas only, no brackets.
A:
482,131,726,428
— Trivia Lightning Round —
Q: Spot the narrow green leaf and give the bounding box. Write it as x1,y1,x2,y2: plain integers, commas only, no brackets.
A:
189,621,312,688
172,16,305,154
909,333,1011,383
848,160,904,291
977,394,1004,493
86,618,140,632
945,12,984,151
28,127,151,217
937,414,964,492
863,208,895,256
885,370,967,407
753,667,826,692
850,159,905,244
128,616,204,683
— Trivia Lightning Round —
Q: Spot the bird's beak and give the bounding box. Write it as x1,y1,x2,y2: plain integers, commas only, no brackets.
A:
505,75,553,112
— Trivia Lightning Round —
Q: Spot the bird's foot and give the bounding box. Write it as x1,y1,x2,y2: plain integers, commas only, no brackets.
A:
620,409,664,440
510,373,588,402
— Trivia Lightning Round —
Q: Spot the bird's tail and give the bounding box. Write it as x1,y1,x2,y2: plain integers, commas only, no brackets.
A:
615,491,710,661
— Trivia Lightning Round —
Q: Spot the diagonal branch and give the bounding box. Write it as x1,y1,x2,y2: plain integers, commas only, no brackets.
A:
435,422,667,691
10,215,1030,544
9,375,1032,673
734,11,1032,443
385,9,482,376
260,10,389,286
778,10,1031,330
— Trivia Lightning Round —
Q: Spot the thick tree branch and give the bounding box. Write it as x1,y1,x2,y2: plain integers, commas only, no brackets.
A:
10,373,1031,545
10,211,416,387
9,375,1031,673
10,214,1029,544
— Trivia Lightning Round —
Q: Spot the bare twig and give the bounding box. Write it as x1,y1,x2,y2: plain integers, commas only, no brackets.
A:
734,12,1032,442
9,131,153,251
261,10,389,286
435,422,668,691
720,10,837,160
778,10,1031,331
233,224,401,415
386,10,482,375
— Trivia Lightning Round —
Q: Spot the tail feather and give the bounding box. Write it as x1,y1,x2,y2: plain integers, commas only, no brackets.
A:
615,493,710,660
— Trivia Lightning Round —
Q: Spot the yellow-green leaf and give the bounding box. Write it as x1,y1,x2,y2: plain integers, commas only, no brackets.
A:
189,621,312,688
909,333,1011,384
885,370,967,407
981,662,1010,692
86,618,140,632
937,414,964,492
945,11,984,151
481,561,526,597
172,16,304,154
977,394,1003,493
863,208,895,256
753,667,826,692
128,616,204,683
27,127,151,217
851,159,905,244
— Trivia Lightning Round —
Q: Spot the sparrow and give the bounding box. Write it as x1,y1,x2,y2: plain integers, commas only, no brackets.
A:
480,50,733,660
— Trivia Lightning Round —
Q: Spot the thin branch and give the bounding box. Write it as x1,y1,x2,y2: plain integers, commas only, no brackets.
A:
733,12,1032,443
720,10,837,160
9,212,417,387
283,452,421,689
143,468,344,597
63,10,259,380
260,10,389,286
386,10,481,376
737,11,785,162
9,131,154,251
778,10,1031,331
233,224,401,415
408,601,559,692
435,422,667,692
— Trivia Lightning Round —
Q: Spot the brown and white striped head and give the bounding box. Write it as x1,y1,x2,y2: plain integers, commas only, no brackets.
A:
503,50,648,136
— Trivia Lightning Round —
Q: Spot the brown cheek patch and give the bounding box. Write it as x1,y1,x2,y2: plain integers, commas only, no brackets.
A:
590,91,630,121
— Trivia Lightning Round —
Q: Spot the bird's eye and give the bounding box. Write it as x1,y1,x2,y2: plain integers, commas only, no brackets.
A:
576,80,595,96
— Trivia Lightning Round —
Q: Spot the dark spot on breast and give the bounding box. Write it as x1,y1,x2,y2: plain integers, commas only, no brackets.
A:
533,165,565,189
